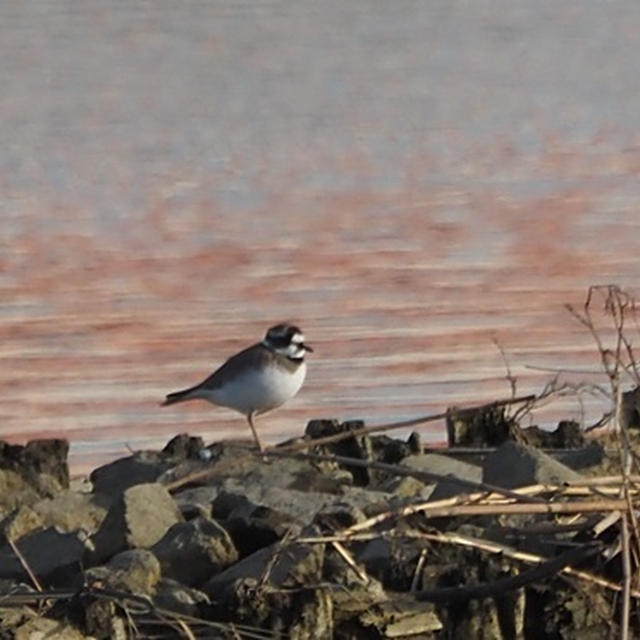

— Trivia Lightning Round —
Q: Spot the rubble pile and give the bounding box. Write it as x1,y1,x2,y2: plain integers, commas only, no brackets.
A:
0,407,635,639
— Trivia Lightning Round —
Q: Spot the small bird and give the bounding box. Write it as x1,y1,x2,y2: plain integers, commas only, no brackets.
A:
162,323,312,452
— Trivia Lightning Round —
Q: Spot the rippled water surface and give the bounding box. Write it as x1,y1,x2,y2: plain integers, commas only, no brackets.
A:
2,1,640,472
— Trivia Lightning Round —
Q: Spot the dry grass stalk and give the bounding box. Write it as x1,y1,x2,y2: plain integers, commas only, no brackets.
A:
173,619,197,640
331,540,369,583
371,498,629,521
592,511,623,537
620,513,632,640
7,538,42,593
410,549,427,593
567,285,640,638
564,475,640,487
343,486,635,536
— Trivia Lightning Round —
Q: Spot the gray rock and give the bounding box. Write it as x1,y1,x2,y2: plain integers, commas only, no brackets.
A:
159,441,352,496
85,600,127,640
86,549,161,596
0,504,45,542
364,594,442,637
313,501,367,531
287,587,334,639
401,453,482,500
1,489,107,543
337,486,399,516
331,572,387,615
214,490,303,557
237,453,352,495
151,516,238,586
305,419,376,486
216,483,383,557
522,420,586,448
90,451,174,497
33,490,107,534
553,442,604,470
172,486,220,519
202,528,329,636
0,439,69,492
356,538,392,578
153,578,210,616
378,473,434,498
483,441,583,489
354,536,423,590
0,470,42,518
0,527,90,583
161,433,206,458
202,529,324,600
616,387,640,431
219,480,332,524
91,483,183,562
14,615,89,640
446,406,514,447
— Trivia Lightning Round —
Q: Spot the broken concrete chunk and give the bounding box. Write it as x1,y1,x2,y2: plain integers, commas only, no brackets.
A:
401,453,482,500
202,528,324,600
14,615,89,640
90,452,174,497
0,470,42,518
33,490,107,535
0,439,69,492
151,516,238,586
86,548,160,596
91,483,183,562
0,527,90,583
153,577,210,616
483,440,583,489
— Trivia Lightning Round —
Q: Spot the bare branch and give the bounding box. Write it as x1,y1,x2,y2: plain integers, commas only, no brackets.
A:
492,335,517,399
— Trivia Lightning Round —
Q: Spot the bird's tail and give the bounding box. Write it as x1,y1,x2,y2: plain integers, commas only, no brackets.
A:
162,386,199,406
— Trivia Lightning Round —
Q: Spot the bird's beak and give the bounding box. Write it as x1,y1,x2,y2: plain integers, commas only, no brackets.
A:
302,343,313,353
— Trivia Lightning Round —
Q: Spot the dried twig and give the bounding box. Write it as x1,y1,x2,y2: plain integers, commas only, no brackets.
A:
566,285,640,636
331,541,369,583
410,549,427,593
493,336,517,399
7,538,42,593
352,498,630,524
620,512,632,640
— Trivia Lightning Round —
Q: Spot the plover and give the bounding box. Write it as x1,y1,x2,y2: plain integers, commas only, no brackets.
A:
162,323,312,451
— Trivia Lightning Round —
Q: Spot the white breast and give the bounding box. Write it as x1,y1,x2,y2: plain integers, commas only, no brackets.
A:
200,360,307,416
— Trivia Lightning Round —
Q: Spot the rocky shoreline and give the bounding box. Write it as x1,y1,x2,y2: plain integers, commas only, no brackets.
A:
0,404,636,639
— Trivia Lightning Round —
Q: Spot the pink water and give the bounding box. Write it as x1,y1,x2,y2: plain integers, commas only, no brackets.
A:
2,2,640,472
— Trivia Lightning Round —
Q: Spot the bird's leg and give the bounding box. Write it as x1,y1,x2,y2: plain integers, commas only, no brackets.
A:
246,411,264,452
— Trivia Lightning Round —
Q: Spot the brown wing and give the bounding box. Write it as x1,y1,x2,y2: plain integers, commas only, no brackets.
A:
196,342,276,390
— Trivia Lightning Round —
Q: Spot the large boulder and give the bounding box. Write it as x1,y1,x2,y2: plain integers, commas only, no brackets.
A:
91,483,183,562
